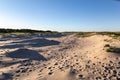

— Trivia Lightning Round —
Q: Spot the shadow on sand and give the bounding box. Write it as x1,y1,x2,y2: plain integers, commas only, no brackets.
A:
0,73,12,80
1,38,60,49
6,48,47,61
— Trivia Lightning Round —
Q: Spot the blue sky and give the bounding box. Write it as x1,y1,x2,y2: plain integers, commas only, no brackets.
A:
0,0,120,31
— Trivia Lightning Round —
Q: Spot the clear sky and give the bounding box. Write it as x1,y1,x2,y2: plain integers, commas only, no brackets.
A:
0,0,120,32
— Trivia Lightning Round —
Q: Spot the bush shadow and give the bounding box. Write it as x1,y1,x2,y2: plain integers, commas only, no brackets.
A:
0,73,12,80
6,48,47,61
1,38,60,49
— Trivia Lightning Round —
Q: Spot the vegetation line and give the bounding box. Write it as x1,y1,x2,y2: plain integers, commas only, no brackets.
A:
0,28,59,34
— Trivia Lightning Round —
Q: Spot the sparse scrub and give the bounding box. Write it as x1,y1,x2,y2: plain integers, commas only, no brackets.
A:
98,32,120,39
75,32,96,37
106,47,120,53
104,44,120,53
0,28,61,35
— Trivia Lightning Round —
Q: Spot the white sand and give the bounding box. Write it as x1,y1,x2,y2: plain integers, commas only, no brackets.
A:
0,34,120,80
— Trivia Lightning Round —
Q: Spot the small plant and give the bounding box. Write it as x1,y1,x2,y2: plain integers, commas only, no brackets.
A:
104,44,110,47
104,44,120,54
106,46,120,53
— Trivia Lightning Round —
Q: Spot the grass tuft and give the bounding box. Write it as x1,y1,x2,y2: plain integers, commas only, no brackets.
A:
106,47,120,53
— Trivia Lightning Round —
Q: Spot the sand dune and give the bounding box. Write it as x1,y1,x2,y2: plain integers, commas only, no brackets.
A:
0,34,120,80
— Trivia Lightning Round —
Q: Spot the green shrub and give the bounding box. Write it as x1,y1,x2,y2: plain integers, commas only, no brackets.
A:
106,47,120,53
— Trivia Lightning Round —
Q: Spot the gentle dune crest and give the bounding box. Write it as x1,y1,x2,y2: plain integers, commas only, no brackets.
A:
0,34,120,80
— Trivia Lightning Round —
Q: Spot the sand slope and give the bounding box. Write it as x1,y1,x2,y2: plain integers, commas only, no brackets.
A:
0,34,120,80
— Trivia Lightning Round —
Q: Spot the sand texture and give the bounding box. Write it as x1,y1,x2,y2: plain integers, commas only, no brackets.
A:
0,34,120,80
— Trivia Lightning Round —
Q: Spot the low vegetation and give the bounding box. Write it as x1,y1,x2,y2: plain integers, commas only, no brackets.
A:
106,47,120,53
0,28,60,35
98,32,120,39
75,32,96,37
104,44,120,54
74,32,120,39
1,29,120,39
